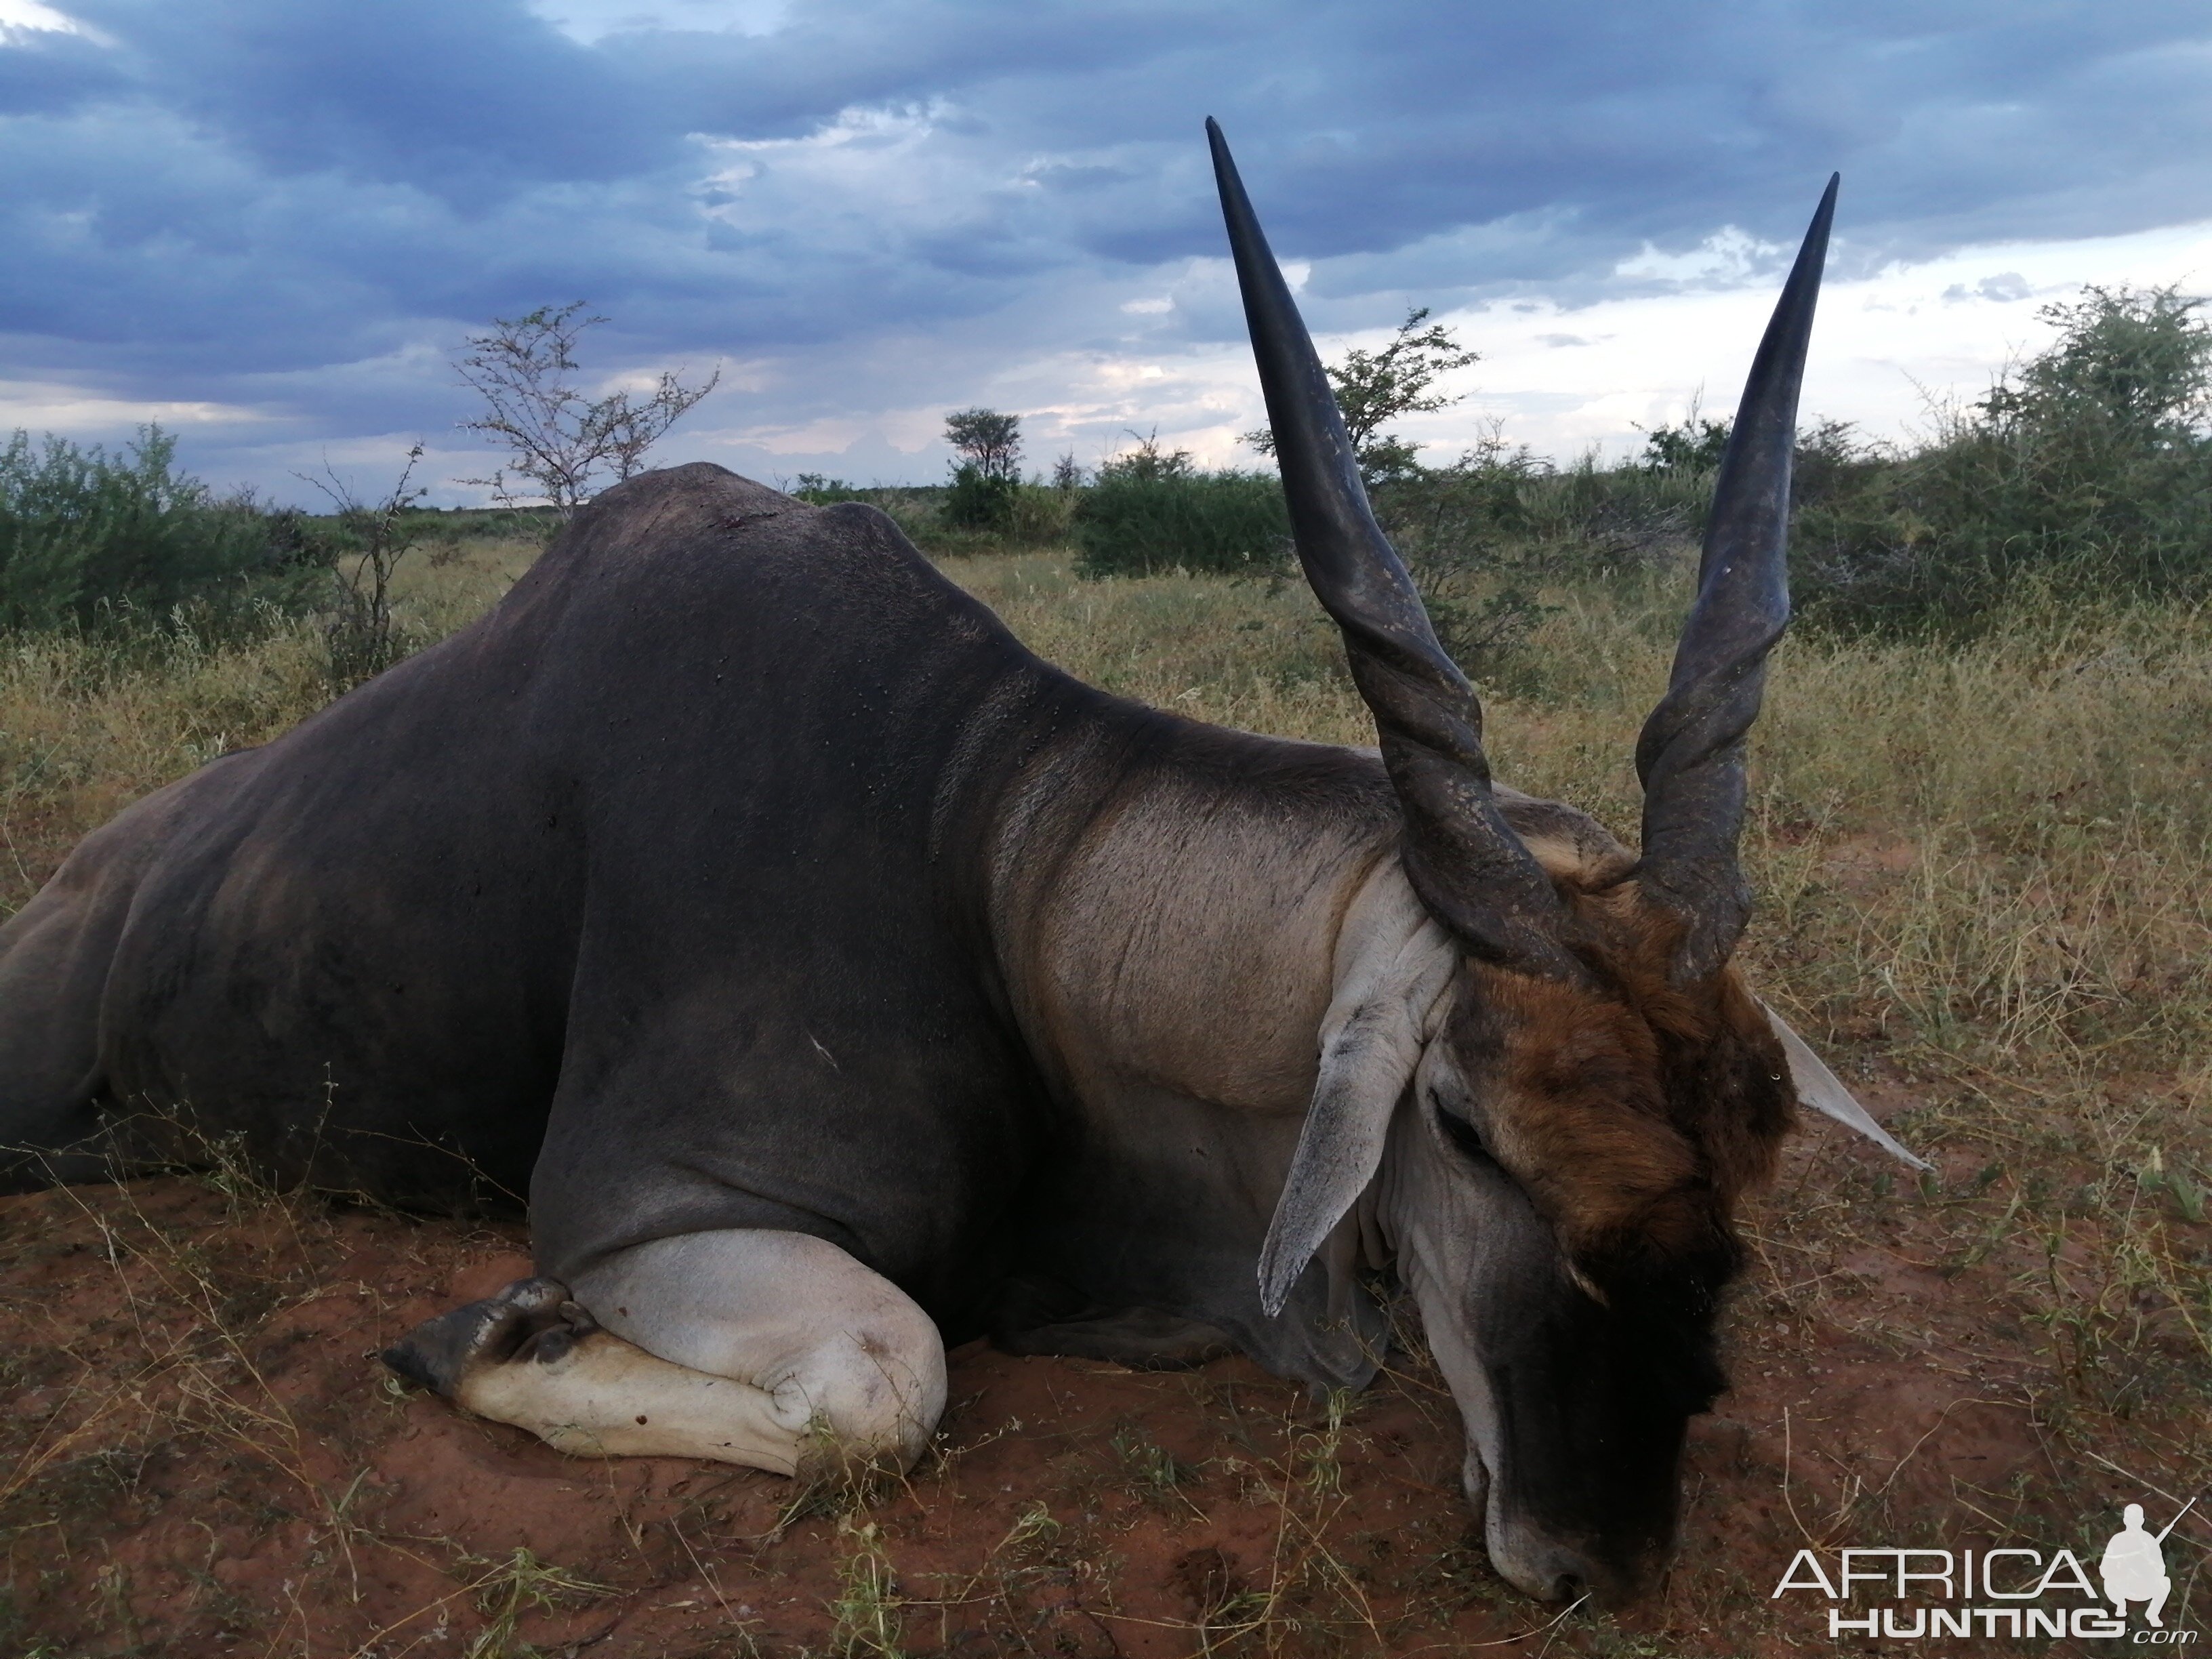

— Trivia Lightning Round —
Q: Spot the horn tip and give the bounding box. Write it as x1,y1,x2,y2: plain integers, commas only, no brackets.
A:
1811,173,1840,232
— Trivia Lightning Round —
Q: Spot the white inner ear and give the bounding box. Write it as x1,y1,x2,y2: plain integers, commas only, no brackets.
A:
1258,865,1456,1317
1761,1002,1931,1172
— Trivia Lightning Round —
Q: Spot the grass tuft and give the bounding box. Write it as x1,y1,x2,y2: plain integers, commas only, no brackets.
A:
458,1547,611,1659
829,1516,905,1658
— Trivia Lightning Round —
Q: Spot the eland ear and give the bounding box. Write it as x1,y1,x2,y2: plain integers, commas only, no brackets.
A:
1761,1002,1931,1172
1259,886,1456,1317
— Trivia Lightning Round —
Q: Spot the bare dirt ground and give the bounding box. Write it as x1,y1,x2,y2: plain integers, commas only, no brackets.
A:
6,1090,2200,1658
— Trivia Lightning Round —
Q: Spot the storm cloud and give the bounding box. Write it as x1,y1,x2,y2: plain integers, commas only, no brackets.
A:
2,0,2207,493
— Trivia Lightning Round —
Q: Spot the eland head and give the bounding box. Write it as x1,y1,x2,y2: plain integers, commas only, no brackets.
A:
1210,120,1912,1605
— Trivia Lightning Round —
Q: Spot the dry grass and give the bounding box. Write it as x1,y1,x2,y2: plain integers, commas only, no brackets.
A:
2,527,2209,1653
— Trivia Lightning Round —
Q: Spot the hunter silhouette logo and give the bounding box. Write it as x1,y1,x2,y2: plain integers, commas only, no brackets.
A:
2104,1500,2196,1629
1771,1495,2203,1642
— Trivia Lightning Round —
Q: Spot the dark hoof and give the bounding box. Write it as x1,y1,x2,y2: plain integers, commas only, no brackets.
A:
382,1276,589,1396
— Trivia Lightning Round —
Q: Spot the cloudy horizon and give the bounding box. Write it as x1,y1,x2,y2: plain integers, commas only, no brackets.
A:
3,0,2208,505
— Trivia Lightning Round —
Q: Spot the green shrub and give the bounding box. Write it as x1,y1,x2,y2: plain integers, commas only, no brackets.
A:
1373,447,1656,683
790,472,867,505
943,462,1017,531
1376,287,2212,648
1792,286,2212,636
1636,410,1733,475
784,474,1072,554
0,427,314,634
1006,483,1074,546
390,504,551,553
1378,444,1707,586
1073,438,1289,579
1073,472,1289,578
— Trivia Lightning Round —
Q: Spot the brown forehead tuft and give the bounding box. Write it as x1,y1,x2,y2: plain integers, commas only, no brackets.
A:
1443,787,1799,1275
1453,942,1796,1278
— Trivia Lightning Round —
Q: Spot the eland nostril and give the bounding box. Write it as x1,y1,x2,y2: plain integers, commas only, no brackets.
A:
1486,1511,1654,1609
1480,1455,1666,1607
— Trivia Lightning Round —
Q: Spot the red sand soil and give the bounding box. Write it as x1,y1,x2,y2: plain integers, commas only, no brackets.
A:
0,1110,2196,1658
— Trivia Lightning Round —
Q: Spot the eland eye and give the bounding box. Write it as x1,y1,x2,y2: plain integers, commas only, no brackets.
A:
1433,1098,1496,1168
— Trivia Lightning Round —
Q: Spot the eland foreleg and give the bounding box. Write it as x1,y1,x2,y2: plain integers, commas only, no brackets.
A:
384,1229,946,1478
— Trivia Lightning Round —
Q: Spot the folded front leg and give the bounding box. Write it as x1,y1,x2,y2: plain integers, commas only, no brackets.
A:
384,1230,947,1478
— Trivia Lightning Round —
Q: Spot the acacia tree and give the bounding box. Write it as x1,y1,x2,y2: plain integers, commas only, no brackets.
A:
1246,306,1479,487
943,408,1023,482
941,407,1024,529
455,302,720,518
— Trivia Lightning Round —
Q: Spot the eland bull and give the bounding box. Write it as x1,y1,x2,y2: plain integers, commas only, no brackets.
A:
0,125,1919,1605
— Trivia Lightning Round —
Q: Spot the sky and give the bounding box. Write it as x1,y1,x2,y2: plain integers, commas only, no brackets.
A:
2,0,2209,504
